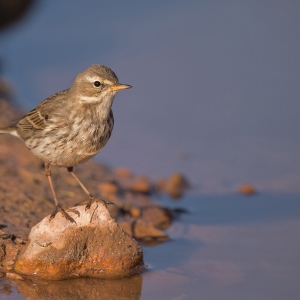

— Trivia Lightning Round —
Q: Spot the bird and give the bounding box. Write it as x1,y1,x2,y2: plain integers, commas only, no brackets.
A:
0,64,132,223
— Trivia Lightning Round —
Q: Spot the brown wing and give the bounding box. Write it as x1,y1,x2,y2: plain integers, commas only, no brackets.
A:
16,89,69,140
18,109,47,131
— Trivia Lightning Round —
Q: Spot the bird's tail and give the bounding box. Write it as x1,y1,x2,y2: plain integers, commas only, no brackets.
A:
0,126,19,137
0,126,13,133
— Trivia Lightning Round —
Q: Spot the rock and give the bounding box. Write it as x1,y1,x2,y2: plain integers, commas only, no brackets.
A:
14,202,144,280
14,237,27,245
141,206,173,230
164,173,190,199
115,168,132,178
5,272,24,280
120,219,169,241
237,184,257,195
0,239,22,271
98,181,120,195
129,206,141,218
0,243,5,262
129,176,152,194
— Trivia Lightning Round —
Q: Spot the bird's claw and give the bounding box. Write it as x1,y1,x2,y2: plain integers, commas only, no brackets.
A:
66,207,80,217
101,199,115,208
86,195,115,211
50,205,77,223
76,195,114,211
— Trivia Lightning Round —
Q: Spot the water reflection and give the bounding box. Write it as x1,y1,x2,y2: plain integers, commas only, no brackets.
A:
140,194,300,299
1,194,300,299
11,275,142,300
0,281,13,295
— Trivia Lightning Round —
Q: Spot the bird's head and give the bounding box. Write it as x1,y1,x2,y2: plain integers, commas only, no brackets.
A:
70,65,131,105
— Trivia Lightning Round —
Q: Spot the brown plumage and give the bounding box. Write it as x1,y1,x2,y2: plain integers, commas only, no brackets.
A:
0,65,131,222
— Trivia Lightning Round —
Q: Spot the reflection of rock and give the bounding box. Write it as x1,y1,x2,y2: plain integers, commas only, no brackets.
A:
14,202,144,280
237,184,257,195
17,275,143,300
0,280,13,295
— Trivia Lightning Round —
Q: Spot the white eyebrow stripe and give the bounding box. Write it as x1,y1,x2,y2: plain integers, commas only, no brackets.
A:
85,75,114,85
85,75,100,82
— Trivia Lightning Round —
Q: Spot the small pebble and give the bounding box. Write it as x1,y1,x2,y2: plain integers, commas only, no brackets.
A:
6,272,24,280
237,184,257,195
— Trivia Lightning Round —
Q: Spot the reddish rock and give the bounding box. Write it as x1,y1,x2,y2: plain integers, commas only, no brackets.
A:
141,206,173,230
98,181,120,195
129,206,141,218
129,176,152,194
237,184,257,195
0,239,22,272
5,272,24,280
14,202,144,280
164,173,190,199
120,219,169,241
0,243,5,262
115,168,132,178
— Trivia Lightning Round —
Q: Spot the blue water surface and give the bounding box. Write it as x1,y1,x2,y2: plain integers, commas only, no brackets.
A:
1,193,300,299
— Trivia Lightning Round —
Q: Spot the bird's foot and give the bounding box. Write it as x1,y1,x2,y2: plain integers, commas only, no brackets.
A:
66,207,80,216
76,195,114,211
49,205,79,223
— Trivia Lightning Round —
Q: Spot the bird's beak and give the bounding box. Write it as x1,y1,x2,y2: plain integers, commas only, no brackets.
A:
110,84,132,91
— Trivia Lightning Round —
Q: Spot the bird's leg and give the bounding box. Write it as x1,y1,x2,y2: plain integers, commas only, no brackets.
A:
67,167,92,197
67,166,114,210
45,164,79,223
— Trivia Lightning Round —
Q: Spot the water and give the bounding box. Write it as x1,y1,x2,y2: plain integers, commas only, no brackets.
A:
142,193,300,299
1,0,300,192
1,193,300,299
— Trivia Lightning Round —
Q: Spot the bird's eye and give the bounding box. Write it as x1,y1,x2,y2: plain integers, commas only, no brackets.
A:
93,81,101,87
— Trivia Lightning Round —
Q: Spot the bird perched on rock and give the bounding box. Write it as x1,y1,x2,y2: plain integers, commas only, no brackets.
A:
0,65,131,222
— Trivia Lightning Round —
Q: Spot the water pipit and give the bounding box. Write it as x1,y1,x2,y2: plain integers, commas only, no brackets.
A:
0,65,131,222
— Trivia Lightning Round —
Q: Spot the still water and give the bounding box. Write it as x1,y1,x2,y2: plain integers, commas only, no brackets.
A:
2,1,300,193
1,193,300,299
